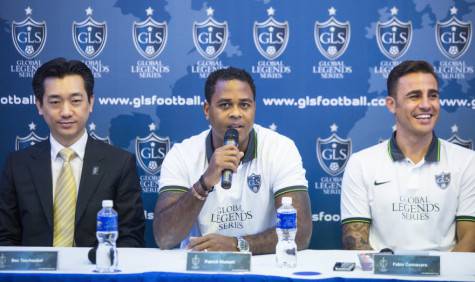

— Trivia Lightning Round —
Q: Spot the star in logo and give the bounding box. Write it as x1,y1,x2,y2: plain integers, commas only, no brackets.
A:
206,7,214,17
390,6,399,16
146,7,154,16
328,7,336,16
450,6,458,15
85,7,93,16
88,122,96,131
330,123,338,132
28,122,36,131
25,6,33,16
267,7,275,17
451,124,459,133
269,123,277,131
148,122,157,131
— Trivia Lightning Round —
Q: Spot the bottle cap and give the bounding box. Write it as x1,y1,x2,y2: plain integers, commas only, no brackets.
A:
282,197,292,205
102,200,113,208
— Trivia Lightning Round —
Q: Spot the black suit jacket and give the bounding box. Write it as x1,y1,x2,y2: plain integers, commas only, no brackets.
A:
0,137,145,247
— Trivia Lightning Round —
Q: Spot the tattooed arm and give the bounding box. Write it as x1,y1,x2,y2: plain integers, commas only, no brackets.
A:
342,222,373,250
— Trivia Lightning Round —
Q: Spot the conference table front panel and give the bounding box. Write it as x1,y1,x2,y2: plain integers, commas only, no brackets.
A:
0,247,474,281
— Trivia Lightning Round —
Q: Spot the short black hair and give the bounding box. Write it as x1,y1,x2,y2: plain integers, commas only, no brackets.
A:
387,60,438,98
32,57,94,104
204,67,256,103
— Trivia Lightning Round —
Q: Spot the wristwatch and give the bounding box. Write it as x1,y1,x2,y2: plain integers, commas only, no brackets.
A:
236,236,249,252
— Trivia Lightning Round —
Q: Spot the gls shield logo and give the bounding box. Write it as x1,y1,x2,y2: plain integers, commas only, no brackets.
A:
15,122,47,151
376,7,412,60
435,172,451,189
253,7,289,60
193,7,228,60
247,173,261,193
135,123,170,175
316,123,351,176
314,7,350,60
436,6,472,60
11,6,47,59
133,7,168,60
447,124,473,150
72,7,107,59
88,122,111,145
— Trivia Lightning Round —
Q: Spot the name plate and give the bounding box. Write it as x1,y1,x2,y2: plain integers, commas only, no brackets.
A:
374,254,440,276
186,251,251,272
0,251,57,271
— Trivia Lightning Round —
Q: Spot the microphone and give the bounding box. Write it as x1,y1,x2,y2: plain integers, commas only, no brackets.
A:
88,246,97,264
221,128,239,189
88,245,116,265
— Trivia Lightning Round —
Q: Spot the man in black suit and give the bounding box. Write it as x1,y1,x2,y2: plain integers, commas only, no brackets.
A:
0,58,145,247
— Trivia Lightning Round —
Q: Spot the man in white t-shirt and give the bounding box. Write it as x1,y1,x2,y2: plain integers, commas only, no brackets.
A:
340,60,475,252
154,67,312,254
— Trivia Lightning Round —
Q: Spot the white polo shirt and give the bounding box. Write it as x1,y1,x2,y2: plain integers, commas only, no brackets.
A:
341,133,475,251
159,124,308,239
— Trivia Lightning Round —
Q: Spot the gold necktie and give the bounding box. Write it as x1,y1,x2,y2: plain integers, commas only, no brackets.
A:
53,148,77,247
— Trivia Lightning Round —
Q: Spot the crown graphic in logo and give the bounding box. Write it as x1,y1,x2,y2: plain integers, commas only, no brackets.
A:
436,6,472,60
447,124,473,149
15,122,48,151
133,7,168,60
314,7,351,60
253,7,289,60
88,122,111,144
72,7,107,59
376,7,412,60
11,6,47,59
192,7,228,60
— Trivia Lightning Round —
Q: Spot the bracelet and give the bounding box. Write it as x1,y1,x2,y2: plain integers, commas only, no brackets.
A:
191,183,206,201
199,175,214,192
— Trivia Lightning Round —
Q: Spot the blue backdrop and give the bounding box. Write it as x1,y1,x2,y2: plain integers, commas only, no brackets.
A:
1,0,474,249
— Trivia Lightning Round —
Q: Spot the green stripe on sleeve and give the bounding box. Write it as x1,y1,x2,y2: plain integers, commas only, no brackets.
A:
274,186,308,198
341,217,372,225
159,186,189,194
455,216,475,222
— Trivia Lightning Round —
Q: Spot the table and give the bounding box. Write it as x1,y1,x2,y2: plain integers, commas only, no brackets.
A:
0,247,474,281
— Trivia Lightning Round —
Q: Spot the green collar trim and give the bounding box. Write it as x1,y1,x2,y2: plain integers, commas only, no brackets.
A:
388,131,440,163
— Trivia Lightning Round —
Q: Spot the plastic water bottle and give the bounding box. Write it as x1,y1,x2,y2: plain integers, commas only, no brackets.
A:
96,200,118,273
276,197,297,268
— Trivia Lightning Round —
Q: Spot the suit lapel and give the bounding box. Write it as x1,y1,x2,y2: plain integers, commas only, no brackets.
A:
76,138,105,224
29,142,54,228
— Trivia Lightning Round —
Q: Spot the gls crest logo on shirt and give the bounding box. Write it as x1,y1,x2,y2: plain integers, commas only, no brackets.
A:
11,6,47,59
436,6,472,60
435,172,451,189
376,6,412,60
247,173,261,193
72,7,107,59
